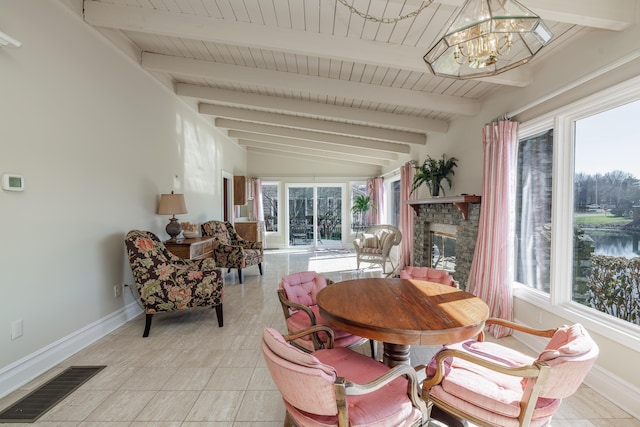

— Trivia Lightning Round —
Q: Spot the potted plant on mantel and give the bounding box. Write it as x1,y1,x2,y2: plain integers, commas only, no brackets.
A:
410,154,458,197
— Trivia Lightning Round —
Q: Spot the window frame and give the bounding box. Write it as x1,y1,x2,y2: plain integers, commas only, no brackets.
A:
349,181,367,234
261,181,281,235
514,75,640,349
384,173,401,229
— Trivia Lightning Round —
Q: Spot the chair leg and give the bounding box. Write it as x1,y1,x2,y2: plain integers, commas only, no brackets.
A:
284,411,293,427
227,268,232,273
238,268,243,283
369,339,376,359
143,313,153,337
258,263,263,275
214,304,223,327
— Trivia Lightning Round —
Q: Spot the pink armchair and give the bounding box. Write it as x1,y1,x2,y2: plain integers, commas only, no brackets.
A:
400,266,457,287
124,230,223,337
262,326,427,427
277,271,374,357
420,318,599,427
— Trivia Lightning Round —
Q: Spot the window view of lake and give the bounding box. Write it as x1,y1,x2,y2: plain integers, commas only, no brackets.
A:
584,229,640,258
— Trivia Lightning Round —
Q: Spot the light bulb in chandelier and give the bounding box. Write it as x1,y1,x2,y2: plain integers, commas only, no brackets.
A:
453,33,513,69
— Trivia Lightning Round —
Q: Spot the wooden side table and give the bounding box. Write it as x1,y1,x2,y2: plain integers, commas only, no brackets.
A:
164,237,214,260
234,221,265,243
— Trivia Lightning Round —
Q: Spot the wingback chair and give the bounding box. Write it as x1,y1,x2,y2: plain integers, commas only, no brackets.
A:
201,220,263,284
420,318,599,427
352,224,402,273
124,230,224,337
400,266,458,288
277,271,374,357
262,326,427,427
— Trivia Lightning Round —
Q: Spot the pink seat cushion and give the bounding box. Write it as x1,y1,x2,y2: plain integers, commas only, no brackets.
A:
426,340,561,427
287,347,423,427
285,306,364,347
400,267,454,286
359,247,383,254
361,233,379,248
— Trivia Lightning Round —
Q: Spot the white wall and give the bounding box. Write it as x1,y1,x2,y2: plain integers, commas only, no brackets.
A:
0,0,245,393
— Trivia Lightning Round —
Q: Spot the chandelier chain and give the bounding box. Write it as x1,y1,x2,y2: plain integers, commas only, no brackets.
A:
336,0,433,24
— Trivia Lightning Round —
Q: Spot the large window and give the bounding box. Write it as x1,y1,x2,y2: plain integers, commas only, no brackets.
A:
572,99,640,324
261,182,279,232
516,77,640,335
351,182,367,230
515,129,553,292
390,179,401,228
287,184,344,248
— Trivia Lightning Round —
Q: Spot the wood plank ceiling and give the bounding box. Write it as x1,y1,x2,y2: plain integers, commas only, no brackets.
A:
82,0,635,171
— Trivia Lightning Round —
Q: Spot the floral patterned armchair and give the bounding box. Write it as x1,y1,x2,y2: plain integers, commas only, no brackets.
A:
201,220,264,284
124,230,224,337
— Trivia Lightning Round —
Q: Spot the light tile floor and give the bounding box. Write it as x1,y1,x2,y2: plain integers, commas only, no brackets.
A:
1,248,638,426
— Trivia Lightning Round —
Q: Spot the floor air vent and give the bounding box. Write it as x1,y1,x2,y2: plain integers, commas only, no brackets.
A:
0,366,106,423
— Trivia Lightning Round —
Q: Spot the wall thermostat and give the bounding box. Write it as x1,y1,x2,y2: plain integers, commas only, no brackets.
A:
1,174,25,192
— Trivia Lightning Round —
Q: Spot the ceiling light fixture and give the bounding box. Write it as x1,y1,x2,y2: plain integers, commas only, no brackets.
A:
423,0,553,79
337,0,432,24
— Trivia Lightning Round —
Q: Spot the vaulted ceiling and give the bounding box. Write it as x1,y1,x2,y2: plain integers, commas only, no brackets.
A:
82,0,635,169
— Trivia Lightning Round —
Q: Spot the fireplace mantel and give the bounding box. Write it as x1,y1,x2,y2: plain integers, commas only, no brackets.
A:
406,195,481,220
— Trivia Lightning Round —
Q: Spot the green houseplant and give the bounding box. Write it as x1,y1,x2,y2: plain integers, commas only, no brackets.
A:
351,195,376,231
410,154,458,197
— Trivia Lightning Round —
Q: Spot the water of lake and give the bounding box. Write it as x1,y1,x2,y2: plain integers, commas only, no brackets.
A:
585,229,640,258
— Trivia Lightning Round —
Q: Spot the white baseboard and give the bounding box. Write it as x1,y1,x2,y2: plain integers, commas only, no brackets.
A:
0,302,142,399
513,319,640,421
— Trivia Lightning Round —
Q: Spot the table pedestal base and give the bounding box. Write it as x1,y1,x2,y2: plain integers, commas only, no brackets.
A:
383,343,411,367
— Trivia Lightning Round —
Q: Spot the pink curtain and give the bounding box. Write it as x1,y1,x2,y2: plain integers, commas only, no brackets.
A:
399,163,416,269
467,120,518,338
366,178,384,225
251,178,264,221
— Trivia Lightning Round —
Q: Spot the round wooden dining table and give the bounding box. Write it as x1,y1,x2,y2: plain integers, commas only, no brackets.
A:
316,277,490,367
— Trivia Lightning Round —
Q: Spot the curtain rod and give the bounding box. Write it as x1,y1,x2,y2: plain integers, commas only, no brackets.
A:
381,161,415,179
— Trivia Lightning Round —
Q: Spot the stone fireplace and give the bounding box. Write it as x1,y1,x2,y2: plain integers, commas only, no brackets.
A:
408,196,481,289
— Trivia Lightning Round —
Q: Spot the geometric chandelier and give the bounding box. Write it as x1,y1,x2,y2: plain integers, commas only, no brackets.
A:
423,0,553,79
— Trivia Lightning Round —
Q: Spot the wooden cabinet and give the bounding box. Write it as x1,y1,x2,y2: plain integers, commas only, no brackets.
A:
165,237,214,260
234,176,247,205
235,221,265,243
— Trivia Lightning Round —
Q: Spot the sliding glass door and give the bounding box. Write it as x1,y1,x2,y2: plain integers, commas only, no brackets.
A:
287,184,344,248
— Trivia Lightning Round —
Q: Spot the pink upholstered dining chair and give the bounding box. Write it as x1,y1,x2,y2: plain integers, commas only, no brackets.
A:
420,318,599,427
262,326,427,427
277,271,375,357
400,266,457,287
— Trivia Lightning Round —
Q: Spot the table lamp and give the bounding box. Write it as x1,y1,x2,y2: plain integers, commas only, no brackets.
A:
157,191,188,241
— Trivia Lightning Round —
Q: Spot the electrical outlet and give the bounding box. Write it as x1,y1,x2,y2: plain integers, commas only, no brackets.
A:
113,284,122,298
11,319,23,340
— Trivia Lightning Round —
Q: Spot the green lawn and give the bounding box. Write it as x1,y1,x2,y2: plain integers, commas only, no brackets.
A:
574,213,632,226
